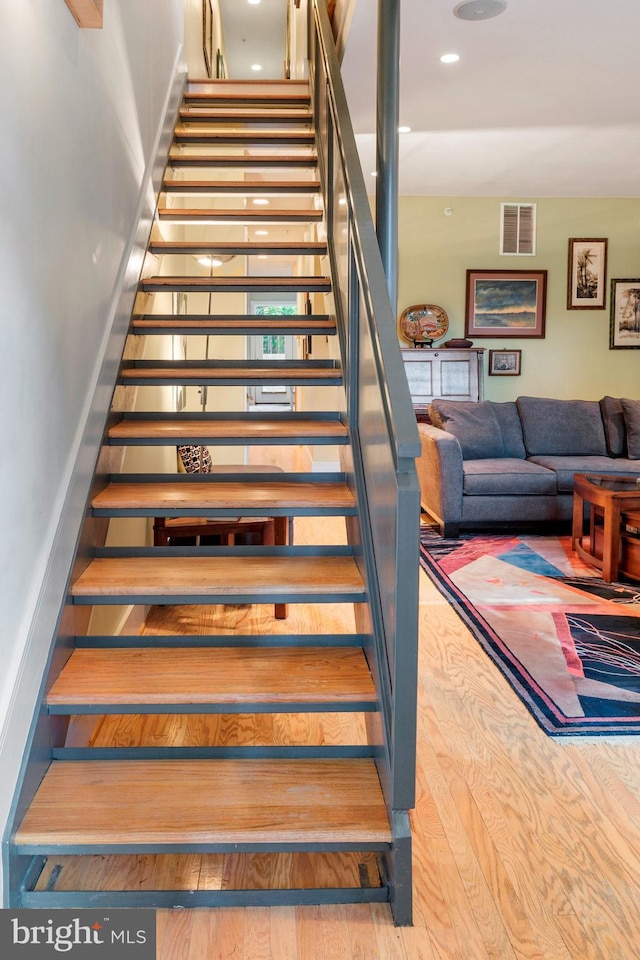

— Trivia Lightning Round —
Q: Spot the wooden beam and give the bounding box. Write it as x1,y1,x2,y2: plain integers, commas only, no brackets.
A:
64,0,103,28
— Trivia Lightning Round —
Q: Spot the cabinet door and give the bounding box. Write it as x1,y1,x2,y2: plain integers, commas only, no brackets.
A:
402,354,436,407
439,354,479,400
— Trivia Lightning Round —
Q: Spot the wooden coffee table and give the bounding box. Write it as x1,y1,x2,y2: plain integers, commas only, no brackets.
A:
572,472,640,582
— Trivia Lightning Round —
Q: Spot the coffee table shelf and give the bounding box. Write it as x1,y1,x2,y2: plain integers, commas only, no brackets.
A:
572,473,640,582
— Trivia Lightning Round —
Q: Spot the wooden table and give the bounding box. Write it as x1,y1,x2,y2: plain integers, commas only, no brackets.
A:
572,473,640,582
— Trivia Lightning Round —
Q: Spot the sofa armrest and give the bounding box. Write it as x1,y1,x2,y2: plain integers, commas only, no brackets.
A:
416,424,463,536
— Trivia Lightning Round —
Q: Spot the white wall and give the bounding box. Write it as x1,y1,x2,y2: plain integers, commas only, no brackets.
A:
0,0,184,901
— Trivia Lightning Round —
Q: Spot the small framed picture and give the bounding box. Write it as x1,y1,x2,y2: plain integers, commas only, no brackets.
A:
567,238,607,309
465,269,547,338
610,279,640,349
488,349,522,376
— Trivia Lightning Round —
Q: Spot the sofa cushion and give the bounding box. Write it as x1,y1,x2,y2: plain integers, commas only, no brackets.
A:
463,458,557,496
516,397,607,456
621,398,640,459
600,396,628,457
428,400,517,460
527,455,639,492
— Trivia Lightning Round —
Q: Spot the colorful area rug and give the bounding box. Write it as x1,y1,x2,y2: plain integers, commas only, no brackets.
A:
420,529,640,736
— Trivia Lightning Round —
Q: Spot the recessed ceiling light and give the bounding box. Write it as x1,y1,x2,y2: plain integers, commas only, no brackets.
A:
398,126,411,134
371,171,378,177
248,0,261,6
440,53,460,63
250,64,262,72
453,0,506,21
254,229,269,236
257,255,268,259
253,198,270,205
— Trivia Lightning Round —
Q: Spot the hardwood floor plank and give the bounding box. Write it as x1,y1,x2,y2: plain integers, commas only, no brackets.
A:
157,897,193,960
213,909,245,960
296,907,325,960
317,905,353,960
269,905,298,960
245,908,272,960
370,901,411,960
85,711,368,749
447,775,546,960
186,909,218,960
141,598,358,637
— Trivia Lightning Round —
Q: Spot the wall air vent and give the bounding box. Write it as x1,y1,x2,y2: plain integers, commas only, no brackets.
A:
500,202,536,255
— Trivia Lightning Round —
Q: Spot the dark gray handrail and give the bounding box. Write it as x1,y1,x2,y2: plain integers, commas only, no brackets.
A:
311,1,420,467
308,0,420,881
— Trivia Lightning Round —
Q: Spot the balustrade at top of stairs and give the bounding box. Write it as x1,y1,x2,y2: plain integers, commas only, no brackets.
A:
8,70,415,924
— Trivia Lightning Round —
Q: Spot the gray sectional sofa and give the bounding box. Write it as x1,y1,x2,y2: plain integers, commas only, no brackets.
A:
417,395,640,536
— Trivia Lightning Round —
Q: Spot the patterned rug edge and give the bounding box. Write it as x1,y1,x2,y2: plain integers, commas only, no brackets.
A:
419,530,640,737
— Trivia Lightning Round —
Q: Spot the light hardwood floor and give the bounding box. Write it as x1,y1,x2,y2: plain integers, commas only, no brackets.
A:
148,514,640,959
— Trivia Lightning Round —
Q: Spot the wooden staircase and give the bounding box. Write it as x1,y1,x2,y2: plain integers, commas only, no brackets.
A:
12,78,405,912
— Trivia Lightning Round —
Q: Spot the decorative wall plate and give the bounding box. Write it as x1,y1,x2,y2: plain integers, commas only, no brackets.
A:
399,304,449,347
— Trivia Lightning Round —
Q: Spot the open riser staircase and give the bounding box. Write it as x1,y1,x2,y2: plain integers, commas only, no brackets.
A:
7,3,419,924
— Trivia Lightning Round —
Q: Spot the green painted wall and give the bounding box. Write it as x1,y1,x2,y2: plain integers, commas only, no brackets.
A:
398,197,640,401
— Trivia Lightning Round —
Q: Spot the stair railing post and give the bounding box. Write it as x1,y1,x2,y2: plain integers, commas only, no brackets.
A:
347,243,359,427
376,0,400,315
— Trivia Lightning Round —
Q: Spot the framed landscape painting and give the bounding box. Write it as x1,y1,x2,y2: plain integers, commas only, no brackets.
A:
465,269,547,339
610,279,640,349
567,238,607,309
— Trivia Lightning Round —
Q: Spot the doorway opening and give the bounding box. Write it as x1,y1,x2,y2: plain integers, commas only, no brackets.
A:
247,297,298,410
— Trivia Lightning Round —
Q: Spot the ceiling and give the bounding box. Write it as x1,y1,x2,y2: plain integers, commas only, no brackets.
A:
217,0,640,198
341,0,640,197
219,0,287,79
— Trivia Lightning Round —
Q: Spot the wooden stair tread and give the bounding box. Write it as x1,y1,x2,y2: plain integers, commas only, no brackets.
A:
15,759,391,847
107,418,348,442
92,480,355,512
130,316,335,334
157,208,323,221
48,647,375,706
162,179,319,192
119,365,340,382
185,80,309,98
71,556,365,599
139,276,329,290
167,154,318,167
184,92,311,104
174,131,315,142
178,109,313,123
147,241,327,255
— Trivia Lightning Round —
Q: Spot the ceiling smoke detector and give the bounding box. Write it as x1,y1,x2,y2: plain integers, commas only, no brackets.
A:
453,0,507,21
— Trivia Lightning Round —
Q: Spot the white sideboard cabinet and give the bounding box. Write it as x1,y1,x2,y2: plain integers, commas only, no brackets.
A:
401,347,485,420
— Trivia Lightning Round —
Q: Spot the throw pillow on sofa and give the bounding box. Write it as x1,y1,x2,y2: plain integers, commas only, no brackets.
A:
620,398,640,459
599,396,628,457
428,400,506,460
